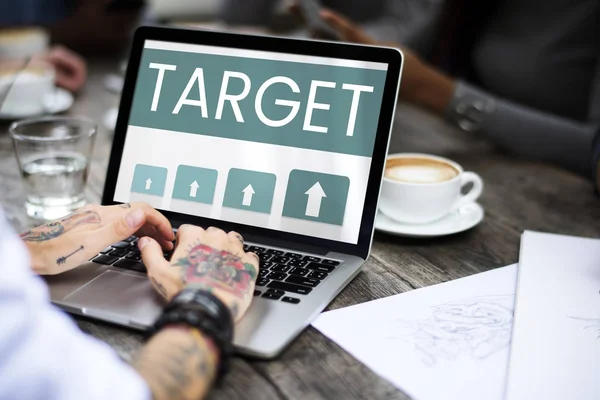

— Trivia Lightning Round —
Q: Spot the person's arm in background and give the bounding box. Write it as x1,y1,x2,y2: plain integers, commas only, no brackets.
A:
359,0,444,57
221,0,279,26
48,0,141,55
1,205,258,400
321,10,600,176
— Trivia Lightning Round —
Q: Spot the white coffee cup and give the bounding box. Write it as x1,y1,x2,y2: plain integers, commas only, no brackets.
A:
0,28,49,59
0,61,55,116
379,153,483,224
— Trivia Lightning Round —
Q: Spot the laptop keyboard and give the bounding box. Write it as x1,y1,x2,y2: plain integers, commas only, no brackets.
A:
92,236,153,274
91,237,342,305
245,244,341,304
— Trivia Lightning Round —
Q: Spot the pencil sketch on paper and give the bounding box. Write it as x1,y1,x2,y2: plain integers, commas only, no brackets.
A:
387,295,515,367
568,290,600,339
568,316,600,339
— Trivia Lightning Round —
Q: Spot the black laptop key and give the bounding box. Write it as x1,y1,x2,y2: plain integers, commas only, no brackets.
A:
125,252,142,261
258,269,270,279
124,236,137,243
288,259,309,268
268,281,312,295
303,256,322,263
128,245,141,254
262,292,283,300
111,241,131,249
266,249,284,256
306,262,335,273
266,272,287,281
271,264,291,273
243,245,250,251
286,276,320,288
109,248,128,258
266,288,285,295
281,296,301,304
92,255,119,265
285,252,303,259
248,246,266,253
271,256,291,264
114,259,146,273
322,260,341,266
258,253,273,262
289,267,309,277
99,247,112,254
253,290,262,297
256,278,270,287
263,261,278,270
308,271,328,280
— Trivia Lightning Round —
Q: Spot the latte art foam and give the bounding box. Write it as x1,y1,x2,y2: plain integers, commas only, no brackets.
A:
385,157,459,183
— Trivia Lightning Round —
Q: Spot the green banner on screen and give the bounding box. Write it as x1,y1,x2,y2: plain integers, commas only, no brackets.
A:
128,48,387,157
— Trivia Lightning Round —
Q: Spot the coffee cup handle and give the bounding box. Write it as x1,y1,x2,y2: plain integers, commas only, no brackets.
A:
454,172,483,210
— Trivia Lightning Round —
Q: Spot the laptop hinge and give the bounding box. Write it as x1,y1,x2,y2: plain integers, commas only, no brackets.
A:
244,233,330,256
170,220,331,256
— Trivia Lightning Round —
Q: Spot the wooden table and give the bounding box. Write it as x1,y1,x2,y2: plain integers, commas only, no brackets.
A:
2,61,600,399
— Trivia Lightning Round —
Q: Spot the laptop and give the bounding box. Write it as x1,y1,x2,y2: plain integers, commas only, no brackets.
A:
45,26,402,359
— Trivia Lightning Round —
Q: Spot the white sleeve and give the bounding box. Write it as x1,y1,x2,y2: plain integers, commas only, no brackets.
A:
0,213,151,400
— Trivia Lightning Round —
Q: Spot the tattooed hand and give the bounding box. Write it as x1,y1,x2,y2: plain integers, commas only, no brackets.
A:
139,225,259,322
21,203,175,275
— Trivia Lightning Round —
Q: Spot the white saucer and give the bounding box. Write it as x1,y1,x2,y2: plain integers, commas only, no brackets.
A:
103,107,118,131
0,88,74,120
375,202,484,238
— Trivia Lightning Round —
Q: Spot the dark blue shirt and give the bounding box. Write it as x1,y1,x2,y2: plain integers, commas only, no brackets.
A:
0,0,74,26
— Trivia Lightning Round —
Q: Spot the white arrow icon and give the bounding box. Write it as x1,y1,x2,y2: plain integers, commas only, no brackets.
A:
145,178,152,190
305,182,326,217
189,180,199,198
242,184,255,206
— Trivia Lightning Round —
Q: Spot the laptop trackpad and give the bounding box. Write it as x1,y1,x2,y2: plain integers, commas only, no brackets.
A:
64,270,164,327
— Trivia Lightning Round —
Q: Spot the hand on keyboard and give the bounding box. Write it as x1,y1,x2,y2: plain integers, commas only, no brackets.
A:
20,202,175,275
138,225,259,322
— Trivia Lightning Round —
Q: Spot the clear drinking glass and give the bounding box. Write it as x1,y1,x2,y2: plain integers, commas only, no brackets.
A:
10,116,97,221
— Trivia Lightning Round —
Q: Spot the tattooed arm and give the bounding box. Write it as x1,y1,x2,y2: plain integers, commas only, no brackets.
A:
131,225,259,399
139,224,258,321
132,326,219,400
20,202,174,275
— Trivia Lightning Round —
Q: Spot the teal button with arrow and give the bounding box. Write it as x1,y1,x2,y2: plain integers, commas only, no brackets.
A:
172,165,218,204
282,170,350,225
223,168,276,214
131,164,168,196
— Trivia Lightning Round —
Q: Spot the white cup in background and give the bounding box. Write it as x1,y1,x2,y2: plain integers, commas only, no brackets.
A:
379,153,483,224
0,28,49,59
0,60,56,116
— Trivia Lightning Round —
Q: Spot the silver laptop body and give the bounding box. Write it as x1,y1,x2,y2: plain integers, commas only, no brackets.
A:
46,26,403,359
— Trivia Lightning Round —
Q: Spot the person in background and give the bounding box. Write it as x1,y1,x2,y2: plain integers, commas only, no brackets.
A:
222,0,443,49
40,44,87,92
293,0,599,177
0,202,259,399
0,0,142,55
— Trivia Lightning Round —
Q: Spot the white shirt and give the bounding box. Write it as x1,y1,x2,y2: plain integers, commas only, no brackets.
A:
0,211,150,400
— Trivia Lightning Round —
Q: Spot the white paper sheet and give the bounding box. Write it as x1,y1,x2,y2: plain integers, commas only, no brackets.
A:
506,232,600,400
312,265,518,400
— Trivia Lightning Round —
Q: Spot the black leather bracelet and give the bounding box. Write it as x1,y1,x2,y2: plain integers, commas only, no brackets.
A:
146,289,234,384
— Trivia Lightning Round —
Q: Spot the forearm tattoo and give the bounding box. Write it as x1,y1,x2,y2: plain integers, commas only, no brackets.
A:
151,276,169,300
20,210,101,242
173,243,257,300
133,329,218,400
56,245,84,265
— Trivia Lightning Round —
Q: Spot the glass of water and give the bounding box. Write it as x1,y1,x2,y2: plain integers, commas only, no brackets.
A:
10,116,97,221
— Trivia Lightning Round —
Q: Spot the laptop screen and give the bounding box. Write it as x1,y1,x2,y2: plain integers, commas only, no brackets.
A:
113,39,389,244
